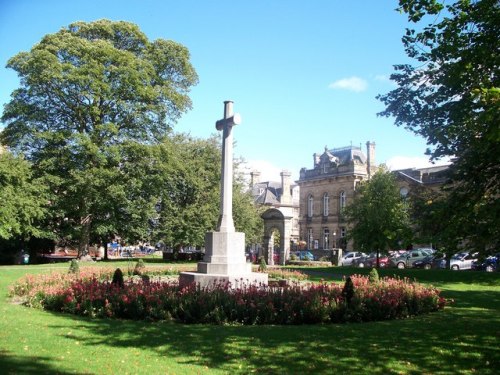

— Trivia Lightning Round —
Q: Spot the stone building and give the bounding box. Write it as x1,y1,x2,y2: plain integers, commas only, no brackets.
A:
297,142,377,252
250,170,300,265
394,165,450,198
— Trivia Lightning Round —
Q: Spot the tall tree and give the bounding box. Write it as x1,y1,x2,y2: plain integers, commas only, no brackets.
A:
344,169,412,266
0,151,48,240
1,20,198,256
377,0,499,252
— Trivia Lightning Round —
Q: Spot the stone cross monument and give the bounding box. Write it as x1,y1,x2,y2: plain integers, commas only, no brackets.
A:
179,101,268,288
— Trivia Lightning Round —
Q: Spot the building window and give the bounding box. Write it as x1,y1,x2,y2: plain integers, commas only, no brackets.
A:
307,228,313,249
307,194,314,218
339,191,346,212
323,228,330,249
323,193,329,216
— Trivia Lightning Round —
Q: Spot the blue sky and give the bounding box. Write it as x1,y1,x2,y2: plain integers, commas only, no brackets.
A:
0,0,449,181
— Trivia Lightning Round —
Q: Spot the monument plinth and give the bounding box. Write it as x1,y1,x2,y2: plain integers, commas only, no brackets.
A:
179,101,268,288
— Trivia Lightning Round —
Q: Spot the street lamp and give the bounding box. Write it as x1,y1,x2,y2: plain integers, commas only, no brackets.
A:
333,230,337,249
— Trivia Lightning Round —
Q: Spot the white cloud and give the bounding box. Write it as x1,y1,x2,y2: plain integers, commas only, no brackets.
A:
385,156,452,171
328,76,368,92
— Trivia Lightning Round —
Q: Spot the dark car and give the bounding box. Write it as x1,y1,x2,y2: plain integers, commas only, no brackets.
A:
413,252,446,270
472,253,499,272
390,248,434,269
353,252,390,268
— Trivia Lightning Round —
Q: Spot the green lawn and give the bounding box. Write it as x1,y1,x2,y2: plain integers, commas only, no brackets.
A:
0,261,498,374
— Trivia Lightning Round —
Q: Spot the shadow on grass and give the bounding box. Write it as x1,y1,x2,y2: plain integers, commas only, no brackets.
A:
45,290,499,375
0,349,78,375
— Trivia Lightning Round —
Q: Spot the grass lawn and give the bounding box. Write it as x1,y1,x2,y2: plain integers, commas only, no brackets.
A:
0,260,499,374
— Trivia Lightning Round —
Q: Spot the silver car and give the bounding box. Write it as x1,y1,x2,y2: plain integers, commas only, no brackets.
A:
448,251,479,270
340,251,366,266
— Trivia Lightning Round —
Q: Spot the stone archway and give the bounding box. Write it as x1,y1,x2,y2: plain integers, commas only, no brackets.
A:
261,208,293,266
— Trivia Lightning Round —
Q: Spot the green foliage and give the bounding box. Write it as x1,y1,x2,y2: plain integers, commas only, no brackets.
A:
258,257,267,272
0,151,49,240
344,168,412,253
342,277,355,304
378,0,500,253
0,20,198,256
112,268,124,288
68,259,80,274
133,259,146,276
368,268,379,283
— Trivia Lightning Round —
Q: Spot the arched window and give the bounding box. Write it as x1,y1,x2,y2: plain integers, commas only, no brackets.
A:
307,195,314,218
323,193,329,216
339,191,346,212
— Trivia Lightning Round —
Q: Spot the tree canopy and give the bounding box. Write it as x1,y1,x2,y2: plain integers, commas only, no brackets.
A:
344,169,412,264
378,0,499,252
0,151,48,240
0,20,199,255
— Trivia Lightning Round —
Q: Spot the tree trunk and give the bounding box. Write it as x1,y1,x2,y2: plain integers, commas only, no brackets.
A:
78,215,92,258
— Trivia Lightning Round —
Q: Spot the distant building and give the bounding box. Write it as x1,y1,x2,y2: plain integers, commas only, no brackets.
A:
249,170,300,265
297,142,377,252
394,165,450,198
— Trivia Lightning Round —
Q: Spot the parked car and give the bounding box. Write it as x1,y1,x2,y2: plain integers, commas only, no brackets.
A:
390,248,434,269
340,251,366,266
413,252,446,269
446,251,479,270
471,253,499,272
352,253,390,268
363,253,391,268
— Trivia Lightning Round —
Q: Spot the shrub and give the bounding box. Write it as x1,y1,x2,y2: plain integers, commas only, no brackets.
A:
258,257,267,272
133,259,146,276
368,268,379,283
15,273,449,325
68,259,80,274
112,268,124,288
342,277,355,304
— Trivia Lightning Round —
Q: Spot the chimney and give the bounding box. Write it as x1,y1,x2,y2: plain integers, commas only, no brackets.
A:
366,141,376,178
250,170,261,187
313,153,320,167
280,170,292,204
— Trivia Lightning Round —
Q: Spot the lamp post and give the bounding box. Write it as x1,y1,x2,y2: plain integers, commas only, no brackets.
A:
333,230,337,249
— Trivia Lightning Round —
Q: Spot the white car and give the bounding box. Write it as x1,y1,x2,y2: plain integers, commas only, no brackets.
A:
448,251,479,270
340,251,367,266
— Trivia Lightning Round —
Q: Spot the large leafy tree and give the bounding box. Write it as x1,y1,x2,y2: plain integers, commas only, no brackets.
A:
1,20,198,256
378,0,499,252
0,151,48,240
344,169,412,266
153,135,264,251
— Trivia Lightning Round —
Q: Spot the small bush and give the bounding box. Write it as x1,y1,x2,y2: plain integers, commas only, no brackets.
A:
342,277,355,304
290,253,297,261
68,259,80,274
112,268,124,288
133,259,146,275
369,268,379,283
258,257,267,272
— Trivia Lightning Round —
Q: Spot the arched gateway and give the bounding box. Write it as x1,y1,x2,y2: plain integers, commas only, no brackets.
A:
261,208,293,266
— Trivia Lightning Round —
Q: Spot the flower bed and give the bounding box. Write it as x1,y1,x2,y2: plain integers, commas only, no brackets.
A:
10,270,448,325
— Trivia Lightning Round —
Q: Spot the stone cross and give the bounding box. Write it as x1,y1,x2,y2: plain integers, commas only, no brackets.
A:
215,100,241,232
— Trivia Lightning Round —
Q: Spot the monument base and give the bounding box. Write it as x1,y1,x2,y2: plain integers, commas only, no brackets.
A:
179,271,268,289
178,230,268,288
